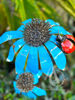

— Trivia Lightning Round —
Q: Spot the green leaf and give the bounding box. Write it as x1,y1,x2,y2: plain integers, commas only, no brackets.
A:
0,3,7,34
15,0,46,20
53,0,75,18
2,0,21,30
36,0,66,27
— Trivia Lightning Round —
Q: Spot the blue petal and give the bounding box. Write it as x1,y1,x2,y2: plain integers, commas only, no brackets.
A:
45,19,59,25
13,81,20,94
45,41,66,70
21,92,28,96
45,19,71,35
38,46,53,76
36,70,42,78
27,91,36,99
32,86,46,96
22,19,32,25
17,19,32,31
50,26,71,35
16,74,19,80
49,35,58,44
0,31,23,44
27,47,39,74
33,70,42,84
33,75,38,85
13,81,16,89
6,38,25,62
15,44,30,74
17,25,25,31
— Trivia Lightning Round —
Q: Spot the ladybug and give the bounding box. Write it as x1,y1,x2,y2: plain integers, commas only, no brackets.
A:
56,35,75,53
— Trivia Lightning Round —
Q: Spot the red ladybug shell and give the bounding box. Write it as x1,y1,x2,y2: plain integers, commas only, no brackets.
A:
61,35,75,53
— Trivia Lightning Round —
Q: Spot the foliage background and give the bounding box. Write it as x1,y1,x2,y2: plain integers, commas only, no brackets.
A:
0,0,75,100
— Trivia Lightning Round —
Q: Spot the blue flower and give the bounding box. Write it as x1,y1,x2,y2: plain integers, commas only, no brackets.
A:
0,19,71,76
13,71,46,99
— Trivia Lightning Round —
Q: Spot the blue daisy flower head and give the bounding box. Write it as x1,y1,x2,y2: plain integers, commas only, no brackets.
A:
0,18,71,76
13,72,46,98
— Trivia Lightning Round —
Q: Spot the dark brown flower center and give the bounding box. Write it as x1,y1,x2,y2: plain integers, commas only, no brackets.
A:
23,19,50,47
16,73,34,92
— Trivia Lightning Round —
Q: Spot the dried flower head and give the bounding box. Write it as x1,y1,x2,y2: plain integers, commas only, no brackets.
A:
23,19,50,47
16,73,34,92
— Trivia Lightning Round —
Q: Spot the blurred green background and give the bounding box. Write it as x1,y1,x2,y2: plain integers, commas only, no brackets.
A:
0,0,75,100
